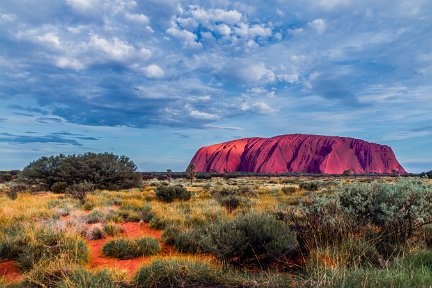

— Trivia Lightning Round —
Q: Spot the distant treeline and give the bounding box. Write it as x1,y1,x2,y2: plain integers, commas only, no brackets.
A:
142,171,421,180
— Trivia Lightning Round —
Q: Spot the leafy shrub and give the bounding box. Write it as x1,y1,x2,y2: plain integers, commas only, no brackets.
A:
282,186,298,194
134,259,230,288
51,181,69,193
156,185,191,203
163,225,202,254
299,181,319,191
200,212,298,267
339,178,432,245
67,181,94,204
102,237,160,259
19,152,142,190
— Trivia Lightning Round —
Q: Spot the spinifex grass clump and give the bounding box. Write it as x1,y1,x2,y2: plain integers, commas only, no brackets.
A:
15,227,89,271
102,237,160,259
134,258,232,288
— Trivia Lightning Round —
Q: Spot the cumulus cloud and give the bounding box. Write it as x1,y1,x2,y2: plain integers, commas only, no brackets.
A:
309,19,326,34
142,64,165,78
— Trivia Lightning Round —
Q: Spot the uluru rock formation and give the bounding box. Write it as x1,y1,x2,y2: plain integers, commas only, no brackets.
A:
189,134,406,174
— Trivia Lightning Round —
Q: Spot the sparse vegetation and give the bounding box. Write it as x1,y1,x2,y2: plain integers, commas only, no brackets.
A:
1,174,431,287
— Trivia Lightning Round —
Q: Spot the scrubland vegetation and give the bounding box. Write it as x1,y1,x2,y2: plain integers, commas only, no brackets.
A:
0,155,431,287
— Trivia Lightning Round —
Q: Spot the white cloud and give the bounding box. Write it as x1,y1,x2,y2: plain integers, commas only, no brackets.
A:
88,35,134,61
234,63,275,84
167,27,200,47
66,0,101,12
189,109,220,120
241,101,278,114
278,73,300,83
318,0,352,10
142,64,165,78
125,13,149,24
0,12,15,22
55,57,84,70
203,124,242,130
309,19,326,34
37,33,62,48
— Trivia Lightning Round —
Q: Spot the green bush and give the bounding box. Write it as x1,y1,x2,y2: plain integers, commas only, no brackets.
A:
156,185,191,203
339,178,432,245
134,259,230,288
102,237,160,259
19,152,142,190
67,181,94,204
200,212,298,267
51,181,69,193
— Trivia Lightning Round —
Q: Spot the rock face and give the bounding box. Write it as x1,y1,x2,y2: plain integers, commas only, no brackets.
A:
189,134,406,174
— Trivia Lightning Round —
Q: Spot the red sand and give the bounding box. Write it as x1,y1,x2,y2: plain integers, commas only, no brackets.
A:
0,261,23,283
190,134,406,174
86,222,164,277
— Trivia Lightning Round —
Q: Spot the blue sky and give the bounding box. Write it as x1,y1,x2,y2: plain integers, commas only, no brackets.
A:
0,0,431,172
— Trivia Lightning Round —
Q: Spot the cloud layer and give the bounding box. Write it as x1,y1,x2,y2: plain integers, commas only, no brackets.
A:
0,0,431,171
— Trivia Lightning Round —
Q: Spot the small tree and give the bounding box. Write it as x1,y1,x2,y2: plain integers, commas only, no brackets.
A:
67,181,95,204
186,163,196,185
167,169,172,181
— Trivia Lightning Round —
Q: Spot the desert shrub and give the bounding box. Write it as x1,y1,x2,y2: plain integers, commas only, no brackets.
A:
155,185,191,203
56,267,127,288
163,225,202,254
339,178,432,246
3,182,29,200
103,222,124,237
19,152,142,190
85,224,106,240
17,228,89,271
294,196,349,251
217,195,243,213
211,185,257,198
138,204,153,222
299,181,319,191
134,259,231,288
20,261,127,288
200,212,298,267
282,186,298,194
51,181,69,193
67,181,94,204
135,238,161,256
102,237,160,259
102,238,138,260
85,209,107,224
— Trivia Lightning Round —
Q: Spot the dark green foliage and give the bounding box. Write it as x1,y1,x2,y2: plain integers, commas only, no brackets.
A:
134,259,231,288
67,181,94,204
50,181,69,193
186,163,196,185
0,172,13,183
155,185,191,203
299,181,319,191
19,152,142,191
200,212,298,267
217,195,243,213
102,237,160,259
